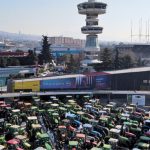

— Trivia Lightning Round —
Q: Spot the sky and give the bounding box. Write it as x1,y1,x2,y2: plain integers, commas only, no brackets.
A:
0,0,150,42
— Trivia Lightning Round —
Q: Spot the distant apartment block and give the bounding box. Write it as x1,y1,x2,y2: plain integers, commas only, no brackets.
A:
48,36,85,48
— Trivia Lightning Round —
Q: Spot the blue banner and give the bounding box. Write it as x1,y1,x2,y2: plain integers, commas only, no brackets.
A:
40,78,76,89
94,75,110,89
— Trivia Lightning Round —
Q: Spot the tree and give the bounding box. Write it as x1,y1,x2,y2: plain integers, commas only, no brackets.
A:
136,57,147,67
121,54,135,69
66,54,81,73
27,50,37,65
66,54,75,72
7,58,20,66
57,54,69,65
11,58,20,66
113,48,122,70
39,35,52,64
18,49,37,66
100,48,113,70
0,58,7,67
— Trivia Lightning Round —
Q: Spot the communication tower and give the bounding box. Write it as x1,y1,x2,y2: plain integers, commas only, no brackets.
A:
77,0,107,71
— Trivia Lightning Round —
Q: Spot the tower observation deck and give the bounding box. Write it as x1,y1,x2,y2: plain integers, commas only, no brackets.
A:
77,0,107,71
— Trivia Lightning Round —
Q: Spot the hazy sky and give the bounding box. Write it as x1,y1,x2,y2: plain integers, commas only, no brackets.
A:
0,0,150,41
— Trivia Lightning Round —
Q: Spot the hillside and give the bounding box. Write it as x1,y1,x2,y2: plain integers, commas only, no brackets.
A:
0,31,41,41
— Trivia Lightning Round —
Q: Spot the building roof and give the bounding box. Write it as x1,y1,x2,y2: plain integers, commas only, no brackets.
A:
0,51,28,57
105,67,150,75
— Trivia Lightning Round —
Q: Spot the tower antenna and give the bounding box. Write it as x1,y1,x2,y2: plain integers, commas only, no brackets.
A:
139,18,142,42
131,20,133,43
145,21,148,42
148,20,150,43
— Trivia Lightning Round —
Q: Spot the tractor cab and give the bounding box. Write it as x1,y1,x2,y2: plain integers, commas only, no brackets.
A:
0,145,5,150
17,102,24,111
32,124,42,133
139,136,150,144
74,105,82,112
83,124,93,133
62,119,70,126
0,118,5,134
27,116,37,124
52,113,60,125
58,125,67,139
129,104,136,109
109,102,116,107
52,98,59,104
12,109,20,115
59,107,67,114
9,125,20,136
50,103,59,110
75,133,85,142
89,119,98,126
145,131,150,137
84,104,92,112
76,111,84,120
103,144,111,150
103,107,111,113
99,111,107,117
136,142,149,150
106,104,114,110
24,103,32,109
109,138,118,149
47,109,55,116
144,120,150,127
126,106,134,113
7,139,23,150
69,141,78,150
30,106,38,115
44,102,52,109
66,113,77,120
33,98,40,106
15,135,31,150
121,113,130,120
118,136,130,148
27,116,38,130
34,147,46,150
37,133,49,146
142,120,150,133
110,128,120,139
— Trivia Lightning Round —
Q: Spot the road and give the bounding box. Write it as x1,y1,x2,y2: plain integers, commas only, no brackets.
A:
0,90,150,98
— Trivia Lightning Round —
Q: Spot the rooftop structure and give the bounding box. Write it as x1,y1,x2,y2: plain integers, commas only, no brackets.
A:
0,51,28,57
0,41,15,51
105,66,150,74
77,0,107,71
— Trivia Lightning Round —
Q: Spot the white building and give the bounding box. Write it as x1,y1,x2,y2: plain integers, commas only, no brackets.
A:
77,0,107,71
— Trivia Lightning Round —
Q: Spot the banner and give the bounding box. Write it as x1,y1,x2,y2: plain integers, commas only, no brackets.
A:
132,95,145,106
76,76,89,89
40,78,76,89
94,75,110,89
